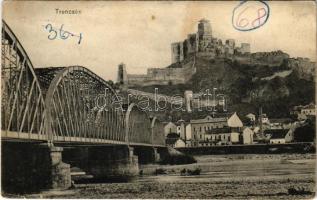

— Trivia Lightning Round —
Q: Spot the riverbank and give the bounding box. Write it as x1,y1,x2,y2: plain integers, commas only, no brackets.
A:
6,153,316,199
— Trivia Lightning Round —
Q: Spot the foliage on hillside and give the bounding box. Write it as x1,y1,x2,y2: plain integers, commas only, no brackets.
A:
130,56,315,119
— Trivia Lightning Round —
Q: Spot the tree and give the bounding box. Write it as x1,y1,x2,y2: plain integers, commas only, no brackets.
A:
293,119,316,142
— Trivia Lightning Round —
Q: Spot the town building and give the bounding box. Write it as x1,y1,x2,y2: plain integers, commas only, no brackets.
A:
300,103,316,116
290,103,315,116
269,118,293,129
264,129,294,144
166,133,180,147
246,113,256,122
242,127,254,144
173,138,186,148
164,122,177,137
188,113,244,146
175,120,186,139
185,123,192,142
260,114,270,124
205,127,233,145
190,115,228,143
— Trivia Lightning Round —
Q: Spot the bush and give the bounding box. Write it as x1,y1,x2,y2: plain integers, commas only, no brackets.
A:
180,167,201,176
187,167,201,175
288,187,313,195
154,168,166,175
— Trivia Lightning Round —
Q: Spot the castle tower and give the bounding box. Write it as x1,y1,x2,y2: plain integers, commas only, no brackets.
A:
117,63,127,85
197,19,212,52
198,19,212,37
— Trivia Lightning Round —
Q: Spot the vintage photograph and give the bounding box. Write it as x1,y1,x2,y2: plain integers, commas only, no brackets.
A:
1,1,316,198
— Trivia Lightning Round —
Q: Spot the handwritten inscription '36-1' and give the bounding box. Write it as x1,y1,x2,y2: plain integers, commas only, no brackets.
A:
232,1,270,31
44,23,82,44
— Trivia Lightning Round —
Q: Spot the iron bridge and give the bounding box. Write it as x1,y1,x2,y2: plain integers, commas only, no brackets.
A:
1,21,165,147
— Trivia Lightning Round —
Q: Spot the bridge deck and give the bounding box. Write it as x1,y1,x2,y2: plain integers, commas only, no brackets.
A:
1,131,165,147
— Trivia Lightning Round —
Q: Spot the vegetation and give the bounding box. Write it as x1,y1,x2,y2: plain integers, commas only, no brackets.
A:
154,168,167,175
294,118,316,142
180,167,202,176
132,56,315,119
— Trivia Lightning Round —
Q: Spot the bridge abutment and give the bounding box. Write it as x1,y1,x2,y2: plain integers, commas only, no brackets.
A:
1,142,71,194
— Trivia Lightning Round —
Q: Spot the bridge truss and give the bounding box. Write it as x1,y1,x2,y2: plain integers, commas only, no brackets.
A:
1,21,165,147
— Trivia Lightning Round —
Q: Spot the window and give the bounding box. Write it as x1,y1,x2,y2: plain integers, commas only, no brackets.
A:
169,128,172,133
200,127,202,132
200,135,202,139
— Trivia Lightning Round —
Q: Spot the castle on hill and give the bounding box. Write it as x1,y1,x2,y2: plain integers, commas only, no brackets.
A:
171,18,250,63
117,19,315,87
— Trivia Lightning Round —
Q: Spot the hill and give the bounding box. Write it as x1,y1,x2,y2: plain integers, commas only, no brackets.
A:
130,55,315,119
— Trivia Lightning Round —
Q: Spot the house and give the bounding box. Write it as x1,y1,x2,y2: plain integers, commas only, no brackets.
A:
260,114,269,124
175,119,186,139
165,132,180,147
264,129,293,144
165,132,186,148
187,113,244,146
300,103,315,116
185,123,192,140
190,115,228,142
164,122,177,137
290,103,315,118
228,112,243,127
269,118,293,129
174,138,186,148
246,113,256,122
228,112,243,134
243,127,254,144
205,127,240,145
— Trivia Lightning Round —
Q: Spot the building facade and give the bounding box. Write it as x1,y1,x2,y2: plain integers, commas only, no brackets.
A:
164,122,177,137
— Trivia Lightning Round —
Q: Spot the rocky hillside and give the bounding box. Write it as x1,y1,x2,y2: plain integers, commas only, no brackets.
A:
131,55,315,118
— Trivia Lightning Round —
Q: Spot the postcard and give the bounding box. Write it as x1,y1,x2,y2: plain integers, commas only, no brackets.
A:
1,1,316,199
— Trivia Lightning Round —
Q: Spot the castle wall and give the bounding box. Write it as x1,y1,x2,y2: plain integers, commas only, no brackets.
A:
125,60,196,86
171,42,184,63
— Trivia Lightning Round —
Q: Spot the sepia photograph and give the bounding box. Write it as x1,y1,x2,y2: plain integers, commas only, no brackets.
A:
1,1,316,199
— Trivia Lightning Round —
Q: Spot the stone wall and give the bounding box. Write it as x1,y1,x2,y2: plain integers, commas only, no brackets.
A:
125,59,196,86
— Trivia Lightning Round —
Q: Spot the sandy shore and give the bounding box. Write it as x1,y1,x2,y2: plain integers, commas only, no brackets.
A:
11,154,316,199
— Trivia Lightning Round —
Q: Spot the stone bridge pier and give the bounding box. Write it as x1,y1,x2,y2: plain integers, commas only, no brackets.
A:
133,146,161,164
62,145,139,180
1,141,71,193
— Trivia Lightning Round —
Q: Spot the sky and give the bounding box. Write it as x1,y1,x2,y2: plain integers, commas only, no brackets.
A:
3,1,316,81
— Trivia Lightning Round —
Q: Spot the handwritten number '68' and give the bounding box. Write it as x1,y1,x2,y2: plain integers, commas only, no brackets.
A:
232,1,270,31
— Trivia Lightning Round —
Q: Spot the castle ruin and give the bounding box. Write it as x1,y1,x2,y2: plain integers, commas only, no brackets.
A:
171,19,250,63
117,19,314,87
117,19,250,87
